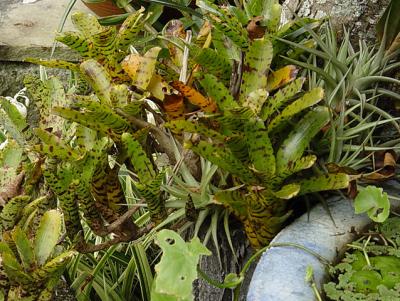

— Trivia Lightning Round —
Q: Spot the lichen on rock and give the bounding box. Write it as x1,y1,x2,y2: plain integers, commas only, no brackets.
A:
281,0,390,44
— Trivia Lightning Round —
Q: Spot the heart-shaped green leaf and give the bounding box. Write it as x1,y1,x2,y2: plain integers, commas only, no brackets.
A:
354,186,390,223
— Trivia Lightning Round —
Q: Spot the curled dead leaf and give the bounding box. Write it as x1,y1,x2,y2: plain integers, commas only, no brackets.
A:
246,16,266,40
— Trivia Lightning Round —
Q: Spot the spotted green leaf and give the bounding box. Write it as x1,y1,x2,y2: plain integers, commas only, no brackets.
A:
122,132,156,184
197,0,248,48
55,31,92,57
191,47,232,84
79,59,112,105
198,74,238,111
24,58,79,72
116,8,146,51
186,140,257,184
273,183,300,200
0,196,31,231
1,252,33,285
71,12,103,37
276,154,317,180
32,250,77,282
261,77,305,120
244,119,275,177
240,38,273,103
268,87,324,132
12,227,35,271
0,97,27,131
242,89,268,115
214,189,247,218
33,128,80,161
276,106,329,173
165,120,225,140
137,172,167,225
298,173,350,196
91,26,117,59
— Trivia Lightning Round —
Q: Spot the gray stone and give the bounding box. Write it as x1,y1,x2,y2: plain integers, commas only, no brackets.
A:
247,181,400,301
281,0,390,44
0,61,71,97
0,0,91,96
0,0,90,61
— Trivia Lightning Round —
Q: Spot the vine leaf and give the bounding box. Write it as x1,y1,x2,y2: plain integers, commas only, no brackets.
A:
354,186,390,223
151,229,211,301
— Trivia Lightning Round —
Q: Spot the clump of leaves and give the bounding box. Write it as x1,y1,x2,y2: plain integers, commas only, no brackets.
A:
166,34,351,249
0,208,76,300
324,217,400,300
281,19,400,171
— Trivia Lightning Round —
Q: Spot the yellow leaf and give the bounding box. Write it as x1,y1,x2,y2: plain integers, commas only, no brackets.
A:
163,94,185,120
147,74,170,100
266,65,298,92
121,47,161,90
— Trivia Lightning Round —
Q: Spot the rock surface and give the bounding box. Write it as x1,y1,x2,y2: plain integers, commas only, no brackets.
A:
0,0,90,60
281,0,390,44
0,0,91,96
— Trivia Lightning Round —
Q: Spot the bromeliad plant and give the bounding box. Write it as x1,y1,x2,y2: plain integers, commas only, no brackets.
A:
166,35,351,249
0,209,76,300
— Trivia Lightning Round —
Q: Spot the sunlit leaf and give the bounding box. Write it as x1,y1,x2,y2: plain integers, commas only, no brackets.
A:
34,210,62,266
354,186,390,223
151,230,211,301
266,65,298,91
